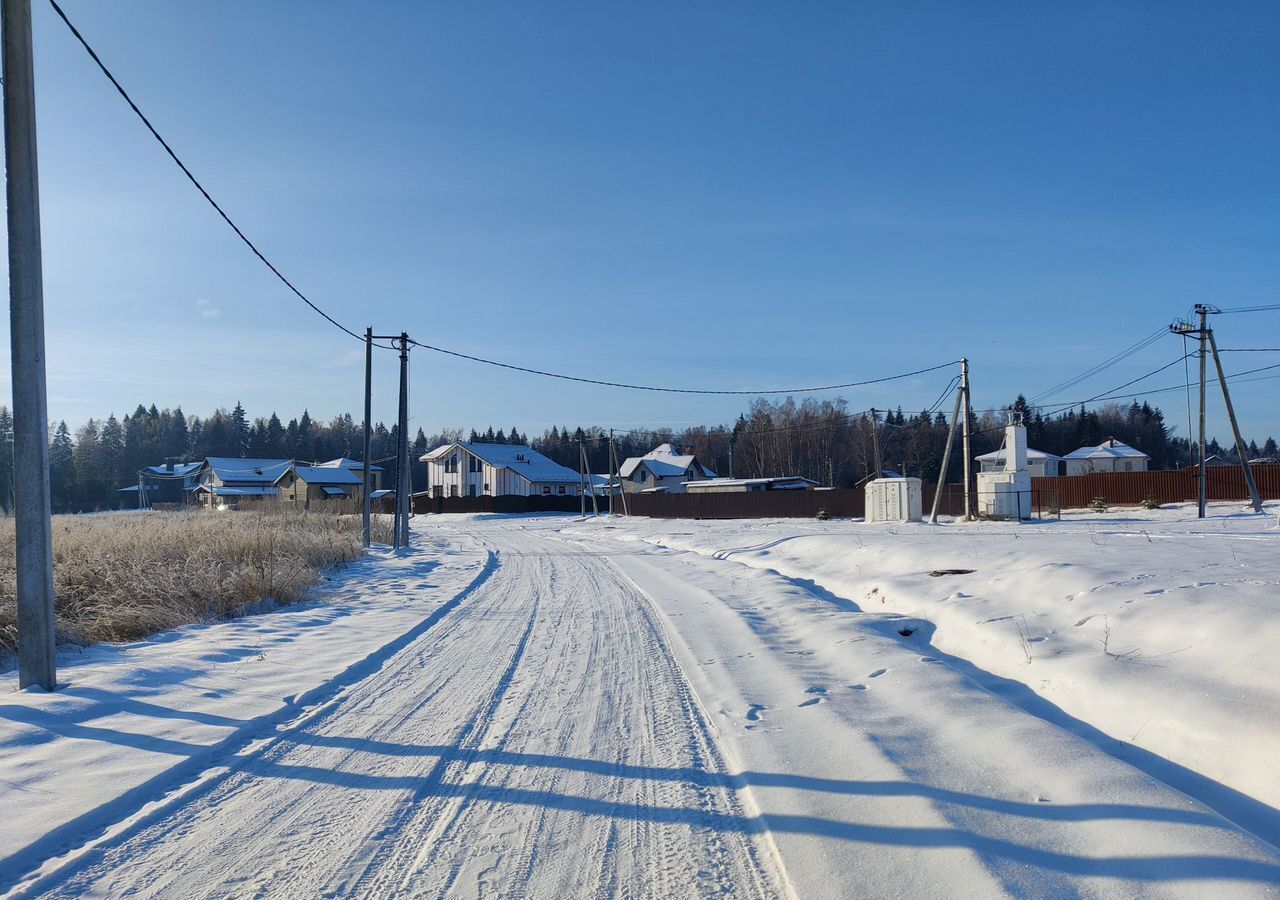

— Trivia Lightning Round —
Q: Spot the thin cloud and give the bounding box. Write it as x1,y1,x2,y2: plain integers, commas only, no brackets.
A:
196,298,221,320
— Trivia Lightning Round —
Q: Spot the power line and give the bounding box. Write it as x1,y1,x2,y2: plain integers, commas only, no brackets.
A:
406,339,959,395
47,0,391,349
1039,353,1193,417
1217,304,1280,315
1026,327,1169,405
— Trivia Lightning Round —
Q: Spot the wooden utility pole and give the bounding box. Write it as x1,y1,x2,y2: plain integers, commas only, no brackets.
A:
5,0,56,690
608,430,615,516
361,327,373,547
578,441,586,517
960,358,973,520
1207,328,1263,513
581,441,599,516
927,384,964,524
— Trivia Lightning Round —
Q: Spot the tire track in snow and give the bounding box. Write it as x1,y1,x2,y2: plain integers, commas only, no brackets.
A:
2,546,499,900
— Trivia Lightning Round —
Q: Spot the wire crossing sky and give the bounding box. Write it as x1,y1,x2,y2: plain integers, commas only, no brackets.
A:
2,2,1277,440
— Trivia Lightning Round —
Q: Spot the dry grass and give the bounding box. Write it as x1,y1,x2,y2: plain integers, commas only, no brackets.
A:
0,508,395,653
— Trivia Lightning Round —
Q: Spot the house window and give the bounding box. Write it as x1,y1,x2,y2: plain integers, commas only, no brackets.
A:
445,454,459,474
468,484,478,497
638,469,647,482
469,456,482,473
542,485,552,495
433,486,443,498
558,485,566,495
483,483,490,493
450,485,459,497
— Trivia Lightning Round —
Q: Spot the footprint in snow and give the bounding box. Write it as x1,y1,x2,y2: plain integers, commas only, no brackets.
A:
798,697,823,708
868,668,888,678
920,656,940,663
746,704,766,723
850,684,868,692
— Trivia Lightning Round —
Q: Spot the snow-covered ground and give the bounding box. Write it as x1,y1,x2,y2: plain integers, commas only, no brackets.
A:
2,506,1279,897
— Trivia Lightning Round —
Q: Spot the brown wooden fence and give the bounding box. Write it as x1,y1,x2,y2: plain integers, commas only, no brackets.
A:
412,494,584,515
1032,464,1280,509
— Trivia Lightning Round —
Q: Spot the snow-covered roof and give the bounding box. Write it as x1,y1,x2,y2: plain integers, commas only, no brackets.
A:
1063,439,1149,460
203,458,292,484
974,448,1062,462
197,485,280,497
288,465,364,486
316,457,384,472
141,461,202,478
619,444,715,479
369,489,393,499
421,442,581,484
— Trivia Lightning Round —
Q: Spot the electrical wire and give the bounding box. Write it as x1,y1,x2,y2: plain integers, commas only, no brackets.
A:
1037,354,1193,417
47,0,393,349
1027,327,1169,405
1217,304,1280,315
406,338,959,396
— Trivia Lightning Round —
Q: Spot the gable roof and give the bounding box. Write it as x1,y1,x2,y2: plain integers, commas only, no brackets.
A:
974,448,1062,463
316,457,384,472
288,465,364,486
620,444,716,479
141,461,202,478
203,457,292,484
1063,438,1150,460
421,442,580,484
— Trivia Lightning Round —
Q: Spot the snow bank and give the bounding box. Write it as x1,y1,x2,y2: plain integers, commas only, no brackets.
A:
569,503,1280,834
0,542,491,892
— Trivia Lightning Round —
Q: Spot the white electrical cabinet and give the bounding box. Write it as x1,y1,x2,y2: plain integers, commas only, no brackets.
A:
865,477,923,523
977,470,1032,519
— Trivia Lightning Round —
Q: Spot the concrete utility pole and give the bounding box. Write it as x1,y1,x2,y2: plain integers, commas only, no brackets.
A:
361,327,373,548
960,358,973,520
1197,307,1208,518
1171,310,1210,518
1207,327,1264,513
5,0,57,691
869,408,883,480
396,333,411,548
578,441,586,517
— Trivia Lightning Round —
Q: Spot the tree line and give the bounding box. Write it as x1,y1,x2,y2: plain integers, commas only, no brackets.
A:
0,395,1273,513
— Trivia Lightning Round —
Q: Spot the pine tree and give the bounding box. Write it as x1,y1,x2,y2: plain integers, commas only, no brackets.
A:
49,421,76,512
230,401,250,456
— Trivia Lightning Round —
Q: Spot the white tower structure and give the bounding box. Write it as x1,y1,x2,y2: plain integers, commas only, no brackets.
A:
976,421,1032,519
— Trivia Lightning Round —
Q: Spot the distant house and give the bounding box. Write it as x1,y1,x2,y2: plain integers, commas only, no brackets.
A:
195,457,291,508
975,447,1063,478
1063,439,1150,476
619,444,716,494
315,457,385,491
276,465,364,508
117,460,203,508
685,476,817,493
421,442,581,497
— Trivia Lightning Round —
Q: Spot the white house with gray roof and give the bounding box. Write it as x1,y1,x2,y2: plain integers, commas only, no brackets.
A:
421,442,581,498
618,444,716,494
1063,438,1150,476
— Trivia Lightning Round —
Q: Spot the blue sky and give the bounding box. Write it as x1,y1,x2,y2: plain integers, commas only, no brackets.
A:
3,1,1278,443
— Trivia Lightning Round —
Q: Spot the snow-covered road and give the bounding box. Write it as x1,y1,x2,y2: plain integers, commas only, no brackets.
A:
6,513,1280,897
